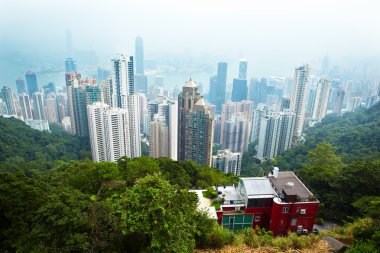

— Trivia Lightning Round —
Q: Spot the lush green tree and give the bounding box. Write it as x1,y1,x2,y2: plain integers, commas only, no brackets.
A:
109,174,199,252
117,156,160,186
353,196,380,219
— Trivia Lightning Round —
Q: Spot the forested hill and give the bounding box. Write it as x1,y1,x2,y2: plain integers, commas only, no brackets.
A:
0,117,90,171
273,102,380,170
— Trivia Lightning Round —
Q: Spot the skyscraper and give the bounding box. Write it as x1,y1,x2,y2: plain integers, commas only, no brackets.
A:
65,71,81,134
65,58,77,73
16,78,27,95
280,97,291,111
32,91,46,120
18,93,33,120
178,80,213,165
209,63,227,114
231,78,248,102
257,110,296,160
112,54,141,158
312,77,331,121
290,64,310,138
0,86,17,115
87,102,131,162
25,71,38,97
135,36,148,93
135,36,144,75
239,58,248,80
212,149,242,175
250,103,268,143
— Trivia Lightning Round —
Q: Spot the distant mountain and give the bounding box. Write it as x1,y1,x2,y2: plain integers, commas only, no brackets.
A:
273,102,380,170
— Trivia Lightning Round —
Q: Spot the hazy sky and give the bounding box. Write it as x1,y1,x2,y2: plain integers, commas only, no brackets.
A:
1,0,380,79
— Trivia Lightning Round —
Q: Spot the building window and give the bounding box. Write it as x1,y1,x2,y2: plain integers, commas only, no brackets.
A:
282,206,289,213
291,218,297,226
254,216,260,222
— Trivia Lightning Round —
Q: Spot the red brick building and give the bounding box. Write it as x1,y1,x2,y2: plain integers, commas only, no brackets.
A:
215,167,319,236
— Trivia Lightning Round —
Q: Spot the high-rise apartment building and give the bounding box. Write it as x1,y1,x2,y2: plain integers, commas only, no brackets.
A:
45,93,59,123
212,149,242,175
250,103,268,143
257,110,296,160
149,115,169,158
65,72,81,134
333,88,345,115
112,54,141,158
312,77,331,121
87,102,131,162
290,64,310,138
18,93,33,120
178,80,213,165
0,86,17,115
32,91,46,120
222,113,250,153
25,71,38,97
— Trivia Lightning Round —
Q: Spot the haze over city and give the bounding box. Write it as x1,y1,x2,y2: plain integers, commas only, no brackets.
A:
1,0,380,89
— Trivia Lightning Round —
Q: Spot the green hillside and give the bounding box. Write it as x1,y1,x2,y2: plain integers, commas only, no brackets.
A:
0,117,90,172
273,102,380,170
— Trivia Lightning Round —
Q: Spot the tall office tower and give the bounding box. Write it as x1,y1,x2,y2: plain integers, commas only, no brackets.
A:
250,103,268,143
248,78,259,102
239,58,248,80
149,115,169,158
16,78,27,95
220,100,254,144
0,99,8,115
87,102,131,162
147,96,178,159
222,113,249,153
333,88,345,115
178,80,214,165
280,97,291,111
135,36,144,75
290,64,310,138
184,97,214,166
65,30,73,56
213,62,228,114
347,97,362,112
25,71,38,96
101,77,113,106
312,77,331,121
135,36,148,93
65,72,81,134
112,54,141,158
231,79,248,102
257,110,296,160
32,91,46,120
212,149,242,176
250,78,268,104
0,86,17,115
65,58,77,73
45,93,58,123
18,93,33,120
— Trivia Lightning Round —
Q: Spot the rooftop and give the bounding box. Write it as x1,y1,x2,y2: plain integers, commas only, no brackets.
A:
240,177,276,198
269,171,315,201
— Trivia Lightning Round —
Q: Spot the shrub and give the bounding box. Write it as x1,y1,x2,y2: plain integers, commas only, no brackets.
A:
315,217,325,225
203,224,235,248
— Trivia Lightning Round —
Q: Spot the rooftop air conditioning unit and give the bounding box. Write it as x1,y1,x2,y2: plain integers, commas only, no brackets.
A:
300,209,306,214
235,206,240,212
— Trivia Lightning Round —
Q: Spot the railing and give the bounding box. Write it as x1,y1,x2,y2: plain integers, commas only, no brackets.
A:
221,199,246,205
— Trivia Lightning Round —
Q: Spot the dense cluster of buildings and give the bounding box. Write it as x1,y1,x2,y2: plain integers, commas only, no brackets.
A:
1,37,380,175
